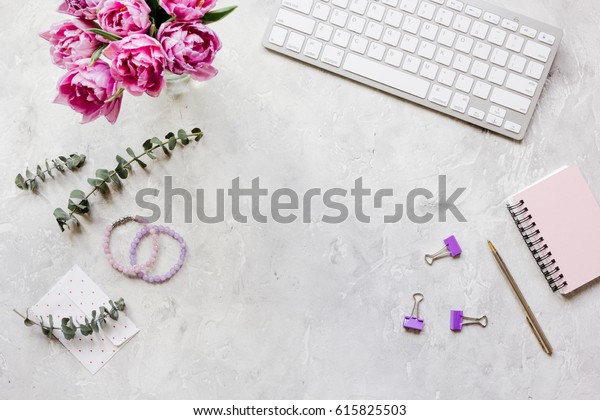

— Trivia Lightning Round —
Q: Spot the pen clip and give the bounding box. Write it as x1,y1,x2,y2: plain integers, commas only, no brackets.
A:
526,315,553,356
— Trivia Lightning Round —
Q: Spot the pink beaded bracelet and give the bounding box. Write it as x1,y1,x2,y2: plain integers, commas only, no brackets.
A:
103,216,159,276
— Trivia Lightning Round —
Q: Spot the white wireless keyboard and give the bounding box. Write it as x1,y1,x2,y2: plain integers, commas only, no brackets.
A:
263,0,562,141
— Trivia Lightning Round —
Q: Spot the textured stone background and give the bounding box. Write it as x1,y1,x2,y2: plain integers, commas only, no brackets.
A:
1,0,599,399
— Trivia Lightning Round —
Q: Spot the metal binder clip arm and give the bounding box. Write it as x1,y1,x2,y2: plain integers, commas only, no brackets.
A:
450,310,488,331
425,235,462,265
403,293,425,332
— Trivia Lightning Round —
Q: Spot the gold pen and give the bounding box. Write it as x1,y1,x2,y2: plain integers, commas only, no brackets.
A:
488,241,553,356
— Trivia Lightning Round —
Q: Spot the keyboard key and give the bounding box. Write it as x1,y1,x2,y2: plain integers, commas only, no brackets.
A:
333,29,351,48
349,0,368,14
526,61,545,80
286,32,306,52
506,73,538,97
268,26,288,46
384,10,403,28
506,34,525,53
501,19,519,32
331,9,349,27
385,49,403,67
538,32,556,45
435,47,454,66
383,28,402,47
429,84,453,107
403,55,421,73
315,23,333,41
483,12,500,25
453,15,472,33
367,42,386,60
490,87,531,114
417,2,436,20
438,68,456,86
343,53,431,98
504,121,522,134
451,92,470,113
438,29,456,47
402,16,421,34
276,9,316,35
365,22,384,40
490,48,508,66
400,34,419,53
367,3,386,21
508,55,526,73
303,39,323,59
455,74,474,93
348,15,366,33
420,62,439,80
488,28,507,46
455,35,474,54
321,45,345,67
489,67,507,85
520,26,537,39
473,81,491,99
471,61,489,79
332,0,349,6
452,54,471,72
472,42,491,60
486,113,503,126
489,105,507,118
523,40,551,62
465,5,481,18
382,0,399,6
313,3,331,20
434,9,453,27
282,0,313,14
447,0,463,12
470,21,489,40
420,22,439,41
468,107,485,120
399,0,418,14
350,36,369,54
418,41,437,59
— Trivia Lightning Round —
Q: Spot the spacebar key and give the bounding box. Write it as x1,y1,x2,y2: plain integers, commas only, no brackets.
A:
343,53,430,99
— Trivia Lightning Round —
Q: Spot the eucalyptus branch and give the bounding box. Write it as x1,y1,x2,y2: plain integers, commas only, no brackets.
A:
54,128,203,231
15,153,86,192
14,298,126,341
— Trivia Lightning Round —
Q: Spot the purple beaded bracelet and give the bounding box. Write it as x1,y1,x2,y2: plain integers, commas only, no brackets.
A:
129,225,187,283
104,216,159,276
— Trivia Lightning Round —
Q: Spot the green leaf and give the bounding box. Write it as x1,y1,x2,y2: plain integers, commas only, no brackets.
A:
109,172,122,189
68,190,90,215
45,160,54,178
90,44,107,65
115,162,129,179
24,318,34,327
36,165,46,182
25,168,34,180
126,147,137,159
143,139,153,151
54,208,71,231
87,28,122,42
96,169,111,181
114,298,126,311
15,173,25,190
29,179,38,193
168,136,177,150
109,309,119,321
202,6,237,24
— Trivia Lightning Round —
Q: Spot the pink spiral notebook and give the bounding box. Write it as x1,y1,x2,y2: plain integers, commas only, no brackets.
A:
506,166,600,294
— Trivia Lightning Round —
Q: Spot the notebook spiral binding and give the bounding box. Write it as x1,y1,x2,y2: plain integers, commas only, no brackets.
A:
507,200,567,292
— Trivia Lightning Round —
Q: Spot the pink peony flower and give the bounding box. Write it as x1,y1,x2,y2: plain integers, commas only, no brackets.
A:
97,0,152,38
55,60,123,124
58,0,101,20
158,21,221,81
40,19,102,69
103,34,166,97
159,0,217,21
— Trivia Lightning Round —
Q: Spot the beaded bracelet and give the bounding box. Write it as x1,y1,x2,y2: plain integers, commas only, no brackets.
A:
129,224,187,283
104,216,159,276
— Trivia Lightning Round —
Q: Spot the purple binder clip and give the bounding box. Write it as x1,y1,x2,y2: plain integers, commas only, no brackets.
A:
425,235,462,265
450,310,488,331
403,293,424,332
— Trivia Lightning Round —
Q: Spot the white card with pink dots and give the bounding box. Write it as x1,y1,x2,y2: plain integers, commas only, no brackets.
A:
29,265,139,374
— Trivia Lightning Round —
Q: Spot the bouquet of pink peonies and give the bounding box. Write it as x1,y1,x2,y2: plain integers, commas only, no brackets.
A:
41,0,236,124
